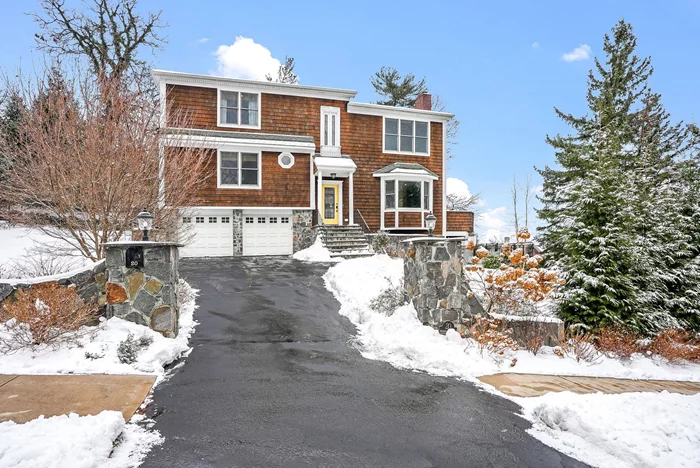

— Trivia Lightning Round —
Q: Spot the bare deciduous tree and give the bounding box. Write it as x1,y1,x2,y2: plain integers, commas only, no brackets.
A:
432,94,461,160
1,68,209,261
32,0,165,90
446,192,481,211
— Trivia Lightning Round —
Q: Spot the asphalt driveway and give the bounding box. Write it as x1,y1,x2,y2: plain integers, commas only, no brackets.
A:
142,257,587,468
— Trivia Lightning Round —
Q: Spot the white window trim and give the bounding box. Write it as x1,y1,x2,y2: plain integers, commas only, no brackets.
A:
217,88,262,130
278,152,295,169
378,175,434,230
320,106,341,156
382,117,430,156
217,149,262,190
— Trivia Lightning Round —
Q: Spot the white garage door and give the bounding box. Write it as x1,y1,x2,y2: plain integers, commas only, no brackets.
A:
180,210,234,258
242,210,293,256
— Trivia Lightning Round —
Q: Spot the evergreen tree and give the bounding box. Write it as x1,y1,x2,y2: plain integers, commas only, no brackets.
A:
537,21,653,331
0,91,25,182
539,20,700,332
370,66,427,107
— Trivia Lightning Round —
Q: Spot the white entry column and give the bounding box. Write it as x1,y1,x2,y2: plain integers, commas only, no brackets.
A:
349,172,354,225
317,169,323,225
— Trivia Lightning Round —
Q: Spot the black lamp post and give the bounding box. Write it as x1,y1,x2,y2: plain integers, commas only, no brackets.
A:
136,209,154,241
425,212,437,237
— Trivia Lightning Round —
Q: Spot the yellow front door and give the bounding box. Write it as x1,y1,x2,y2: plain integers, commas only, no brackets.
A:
321,184,339,225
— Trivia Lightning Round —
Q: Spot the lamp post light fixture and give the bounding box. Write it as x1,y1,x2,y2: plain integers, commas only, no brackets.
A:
136,209,154,241
425,212,437,237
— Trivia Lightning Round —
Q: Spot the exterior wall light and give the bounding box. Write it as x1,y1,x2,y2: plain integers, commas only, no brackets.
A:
136,209,154,241
425,212,437,237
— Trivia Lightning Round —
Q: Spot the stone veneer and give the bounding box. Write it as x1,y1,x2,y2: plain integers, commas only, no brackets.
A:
292,210,314,252
404,237,472,327
232,209,243,255
105,242,180,338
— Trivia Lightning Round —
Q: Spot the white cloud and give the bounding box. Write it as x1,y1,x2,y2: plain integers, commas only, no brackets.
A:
196,37,209,44
446,177,472,198
562,44,592,62
531,41,540,49
214,36,281,80
477,206,511,242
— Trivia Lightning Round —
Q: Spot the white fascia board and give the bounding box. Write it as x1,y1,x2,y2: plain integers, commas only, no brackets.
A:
152,69,357,101
372,170,439,180
161,135,316,153
347,102,454,122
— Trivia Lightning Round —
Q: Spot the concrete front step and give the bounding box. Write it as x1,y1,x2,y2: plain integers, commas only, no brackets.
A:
329,251,374,259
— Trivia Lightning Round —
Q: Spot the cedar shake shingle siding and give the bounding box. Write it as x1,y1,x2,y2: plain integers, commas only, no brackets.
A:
165,83,445,234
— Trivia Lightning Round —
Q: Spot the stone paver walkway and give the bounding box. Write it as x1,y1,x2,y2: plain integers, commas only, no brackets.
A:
478,373,700,397
0,374,156,423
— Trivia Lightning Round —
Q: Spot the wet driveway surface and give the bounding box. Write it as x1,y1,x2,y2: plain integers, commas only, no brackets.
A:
142,257,587,468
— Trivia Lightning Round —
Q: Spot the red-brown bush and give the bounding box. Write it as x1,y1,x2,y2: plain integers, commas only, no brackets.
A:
0,282,98,354
648,329,700,364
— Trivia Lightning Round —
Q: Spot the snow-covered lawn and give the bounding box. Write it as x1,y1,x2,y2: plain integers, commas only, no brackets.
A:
324,255,700,468
0,279,199,468
0,223,91,276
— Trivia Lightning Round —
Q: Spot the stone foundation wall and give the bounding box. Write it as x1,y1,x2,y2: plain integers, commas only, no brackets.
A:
105,242,180,337
292,210,314,252
0,261,107,312
404,238,472,327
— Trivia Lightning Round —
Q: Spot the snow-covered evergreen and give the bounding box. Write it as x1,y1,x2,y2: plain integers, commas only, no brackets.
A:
537,20,700,332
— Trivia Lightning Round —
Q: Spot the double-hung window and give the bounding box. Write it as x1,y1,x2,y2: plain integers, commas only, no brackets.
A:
384,118,429,155
219,90,260,127
219,151,260,188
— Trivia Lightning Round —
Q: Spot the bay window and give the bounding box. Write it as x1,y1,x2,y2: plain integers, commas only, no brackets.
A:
384,118,429,155
219,90,260,128
218,150,261,189
382,178,433,212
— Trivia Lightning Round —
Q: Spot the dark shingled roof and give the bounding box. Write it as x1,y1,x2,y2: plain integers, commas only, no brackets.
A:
373,162,438,178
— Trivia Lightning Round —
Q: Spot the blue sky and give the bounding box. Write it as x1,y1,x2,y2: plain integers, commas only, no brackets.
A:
1,1,699,239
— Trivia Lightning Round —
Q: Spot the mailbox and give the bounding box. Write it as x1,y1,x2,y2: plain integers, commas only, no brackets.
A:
125,246,144,269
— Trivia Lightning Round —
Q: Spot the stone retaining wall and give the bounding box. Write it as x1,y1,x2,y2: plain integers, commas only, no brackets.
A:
0,261,107,312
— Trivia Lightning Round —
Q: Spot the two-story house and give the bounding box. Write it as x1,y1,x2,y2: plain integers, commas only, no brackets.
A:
152,70,473,257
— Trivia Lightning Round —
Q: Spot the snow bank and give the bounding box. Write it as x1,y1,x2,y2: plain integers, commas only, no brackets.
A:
0,280,199,382
0,411,162,468
324,255,700,382
292,238,342,263
517,391,700,468
324,255,700,468
0,260,104,286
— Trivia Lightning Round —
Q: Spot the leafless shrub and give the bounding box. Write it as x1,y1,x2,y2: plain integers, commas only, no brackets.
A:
596,327,642,361
2,245,83,279
648,329,700,364
556,325,602,363
0,282,98,354
370,280,406,315
468,314,518,362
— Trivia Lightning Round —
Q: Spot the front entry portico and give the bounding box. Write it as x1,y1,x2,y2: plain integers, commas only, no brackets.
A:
314,156,357,226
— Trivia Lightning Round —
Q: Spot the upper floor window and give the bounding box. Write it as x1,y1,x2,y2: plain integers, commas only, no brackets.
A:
320,106,340,156
218,150,261,189
219,90,260,128
384,118,429,155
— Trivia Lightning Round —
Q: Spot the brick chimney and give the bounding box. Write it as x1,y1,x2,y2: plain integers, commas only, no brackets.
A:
415,92,432,111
